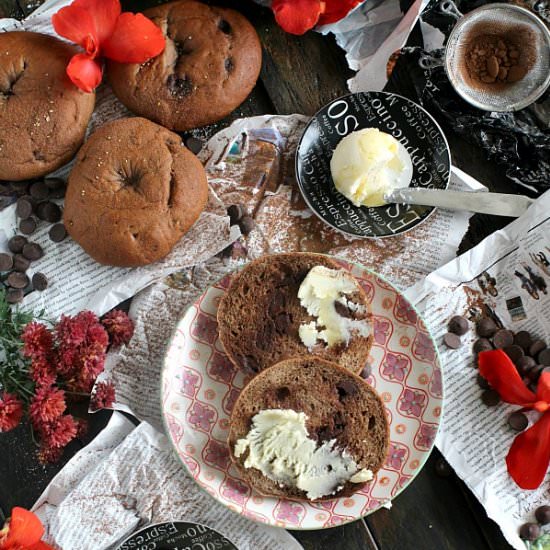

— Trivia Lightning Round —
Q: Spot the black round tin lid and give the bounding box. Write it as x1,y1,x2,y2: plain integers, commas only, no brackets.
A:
115,521,238,550
295,91,451,238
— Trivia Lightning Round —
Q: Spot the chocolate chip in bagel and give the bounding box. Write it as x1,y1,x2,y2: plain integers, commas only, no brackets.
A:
334,300,356,319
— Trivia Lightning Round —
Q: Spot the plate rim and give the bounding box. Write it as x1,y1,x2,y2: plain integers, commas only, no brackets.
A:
294,90,452,239
160,254,445,530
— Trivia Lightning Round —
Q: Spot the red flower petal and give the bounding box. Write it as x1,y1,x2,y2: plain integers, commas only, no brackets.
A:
102,12,165,63
52,4,99,56
272,0,321,35
537,371,550,403
71,0,121,44
478,349,536,405
318,0,363,25
66,53,102,93
4,507,44,546
506,410,550,489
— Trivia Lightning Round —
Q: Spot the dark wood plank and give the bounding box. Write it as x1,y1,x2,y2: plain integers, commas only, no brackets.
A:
293,518,378,550
0,0,22,18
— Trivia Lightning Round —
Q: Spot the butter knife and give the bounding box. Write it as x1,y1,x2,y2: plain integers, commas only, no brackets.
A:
384,188,534,217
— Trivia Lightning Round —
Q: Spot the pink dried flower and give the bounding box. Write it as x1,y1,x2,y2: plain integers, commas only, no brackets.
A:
0,393,24,432
29,386,66,427
21,322,53,359
41,414,77,448
102,309,134,348
90,381,116,411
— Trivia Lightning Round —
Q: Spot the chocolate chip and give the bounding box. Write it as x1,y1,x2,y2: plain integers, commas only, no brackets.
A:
7,271,29,289
218,19,231,33
227,204,244,225
493,329,514,349
473,338,493,354
274,312,291,332
481,389,500,406
448,315,469,335
334,300,355,319
29,181,50,200
19,217,37,235
508,411,528,431
44,177,65,190
514,330,532,352
49,223,67,243
535,505,550,525
477,374,490,389
13,254,30,272
238,215,255,235
184,136,203,155
539,349,550,366
16,196,34,219
6,288,24,304
443,332,461,349
476,318,497,337
434,457,452,477
22,242,43,261
503,345,524,365
316,426,333,443
519,523,540,541
360,364,372,379
528,365,544,382
336,380,357,400
8,235,27,253
225,57,234,73
36,201,62,223
0,253,13,271
32,272,48,291
166,74,193,97
276,386,290,400
516,355,536,374
529,340,547,358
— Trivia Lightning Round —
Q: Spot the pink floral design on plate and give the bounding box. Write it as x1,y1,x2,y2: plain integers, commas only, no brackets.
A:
374,317,392,345
180,369,200,398
187,401,217,433
207,352,236,384
415,423,438,450
275,500,305,525
221,477,250,506
203,438,230,470
382,352,409,382
192,313,218,344
399,389,427,418
394,295,418,325
161,259,443,530
429,369,443,397
386,443,408,470
413,331,436,362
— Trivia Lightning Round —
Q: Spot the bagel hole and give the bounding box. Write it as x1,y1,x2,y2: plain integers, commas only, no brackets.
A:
118,167,142,188
218,19,231,33
167,74,193,97
1,62,26,97
132,233,139,240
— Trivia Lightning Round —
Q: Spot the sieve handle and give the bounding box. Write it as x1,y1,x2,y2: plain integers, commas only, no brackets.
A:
439,0,463,20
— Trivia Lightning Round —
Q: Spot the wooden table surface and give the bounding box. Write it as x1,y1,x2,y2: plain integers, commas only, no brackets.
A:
0,1,522,549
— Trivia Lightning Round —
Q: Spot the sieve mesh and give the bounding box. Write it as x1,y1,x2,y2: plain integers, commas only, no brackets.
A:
445,4,550,112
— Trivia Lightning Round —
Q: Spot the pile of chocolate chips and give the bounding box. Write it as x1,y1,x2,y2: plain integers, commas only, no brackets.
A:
445,315,550,425
1,177,68,304
520,505,550,541
464,35,528,85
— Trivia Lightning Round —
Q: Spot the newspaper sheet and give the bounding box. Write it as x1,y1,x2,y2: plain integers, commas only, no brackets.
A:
99,113,485,428
406,191,550,550
32,413,302,550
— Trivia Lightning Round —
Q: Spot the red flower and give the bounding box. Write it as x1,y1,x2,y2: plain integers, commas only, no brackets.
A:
29,387,66,428
52,0,165,92
271,0,363,35
21,323,53,360
40,415,77,449
90,381,115,411
0,507,54,549
0,393,24,433
102,309,134,348
479,349,550,489
74,418,88,438
29,356,56,388
37,445,63,465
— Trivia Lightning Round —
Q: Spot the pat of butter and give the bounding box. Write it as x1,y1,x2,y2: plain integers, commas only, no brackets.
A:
297,266,369,348
234,409,373,500
330,128,413,207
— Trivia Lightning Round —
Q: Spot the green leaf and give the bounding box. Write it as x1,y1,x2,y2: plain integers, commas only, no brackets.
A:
531,533,550,550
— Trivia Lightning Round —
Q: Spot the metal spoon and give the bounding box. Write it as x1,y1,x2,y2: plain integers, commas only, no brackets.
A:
383,187,534,217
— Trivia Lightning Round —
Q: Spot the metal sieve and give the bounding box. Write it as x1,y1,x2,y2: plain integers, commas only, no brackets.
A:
444,3,550,112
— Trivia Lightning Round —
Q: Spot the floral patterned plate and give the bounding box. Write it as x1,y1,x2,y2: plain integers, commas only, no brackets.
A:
161,259,443,529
